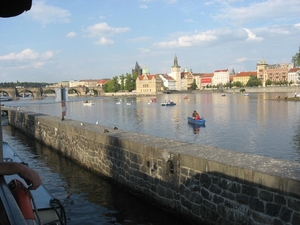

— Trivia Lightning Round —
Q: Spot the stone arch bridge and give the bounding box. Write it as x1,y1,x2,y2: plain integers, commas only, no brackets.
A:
0,86,104,99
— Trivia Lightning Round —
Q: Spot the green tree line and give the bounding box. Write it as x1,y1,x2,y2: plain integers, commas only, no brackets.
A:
103,72,138,92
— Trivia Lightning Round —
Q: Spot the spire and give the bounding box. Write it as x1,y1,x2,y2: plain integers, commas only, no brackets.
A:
173,54,179,67
135,62,140,70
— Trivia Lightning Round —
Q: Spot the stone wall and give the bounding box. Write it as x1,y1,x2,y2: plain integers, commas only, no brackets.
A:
5,108,300,225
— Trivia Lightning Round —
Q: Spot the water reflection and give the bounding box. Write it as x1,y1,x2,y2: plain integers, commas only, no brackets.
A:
188,123,206,134
3,126,192,225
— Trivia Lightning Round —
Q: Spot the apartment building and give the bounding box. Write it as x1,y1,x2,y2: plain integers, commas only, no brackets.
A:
136,66,163,95
256,58,293,86
213,69,230,86
288,68,300,84
233,71,257,86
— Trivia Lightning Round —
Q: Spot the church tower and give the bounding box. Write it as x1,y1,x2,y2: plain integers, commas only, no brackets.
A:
256,57,267,87
132,62,142,76
170,54,181,90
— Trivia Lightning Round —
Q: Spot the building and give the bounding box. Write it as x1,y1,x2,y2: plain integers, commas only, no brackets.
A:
79,79,102,87
159,74,176,90
132,62,142,76
233,71,257,86
181,67,194,90
97,79,110,87
288,68,300,85
136,66,163,95
212,69,229,86
257,58,293,86
69,80,80,87
170,54,181,91
193,73,205,89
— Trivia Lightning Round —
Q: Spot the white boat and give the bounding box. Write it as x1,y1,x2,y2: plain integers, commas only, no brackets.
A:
161,101,176,106
83,100,95,106
0,96,13,101
1,142,67,225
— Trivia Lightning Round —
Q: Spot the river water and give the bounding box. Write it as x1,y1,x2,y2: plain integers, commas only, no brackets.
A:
2,91,300,224
2,127,191,225
3,92,300,162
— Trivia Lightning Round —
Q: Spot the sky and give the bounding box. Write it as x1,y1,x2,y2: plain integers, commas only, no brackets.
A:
0,0,300,83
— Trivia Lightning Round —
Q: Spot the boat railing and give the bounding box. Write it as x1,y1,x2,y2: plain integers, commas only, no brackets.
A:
0,176,27,225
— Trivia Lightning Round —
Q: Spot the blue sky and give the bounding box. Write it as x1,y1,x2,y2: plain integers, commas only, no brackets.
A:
0,0,300,83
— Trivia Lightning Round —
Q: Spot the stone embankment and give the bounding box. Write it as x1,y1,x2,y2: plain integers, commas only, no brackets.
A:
224,86,300,94
4,108,300,225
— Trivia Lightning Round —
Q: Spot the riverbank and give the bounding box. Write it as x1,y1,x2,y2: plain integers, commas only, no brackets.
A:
102,86,300,97
223,86,300,94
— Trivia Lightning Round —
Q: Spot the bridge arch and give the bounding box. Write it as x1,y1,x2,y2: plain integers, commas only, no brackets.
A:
0,88,17,99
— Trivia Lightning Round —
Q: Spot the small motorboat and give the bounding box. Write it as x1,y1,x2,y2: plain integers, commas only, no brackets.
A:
161,101,176,106
83,100,95,106
187,116,206,125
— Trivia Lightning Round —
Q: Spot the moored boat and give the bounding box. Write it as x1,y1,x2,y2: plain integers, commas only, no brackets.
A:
0,96,13,101
1,142,67,225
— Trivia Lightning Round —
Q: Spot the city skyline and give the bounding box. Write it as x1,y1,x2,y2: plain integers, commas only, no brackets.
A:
0,0,300,83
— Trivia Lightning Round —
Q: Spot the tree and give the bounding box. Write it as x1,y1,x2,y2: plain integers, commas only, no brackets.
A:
189,80,197,90
233,81,243,88
119,74,125,90
246,75,262,87
265,79,272,86
292,47,300,67
125,73,135,91
103,76,119,92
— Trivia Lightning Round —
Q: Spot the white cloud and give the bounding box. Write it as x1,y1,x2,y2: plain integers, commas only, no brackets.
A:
95,37,114,45
138,48,152,53
164,0,178,4
213,0,300,25
243,28,263,41
41,51,54,60
0,49,38,60
154,30,218,48
128,36,152,43
0,49,53,70
30,1,71,25
66,32,77,38
295,23,300,28
264,27,289,35
139,4,148,9
33,62,45,68
236,57,250,63
85,22,130,37
185,19,196,23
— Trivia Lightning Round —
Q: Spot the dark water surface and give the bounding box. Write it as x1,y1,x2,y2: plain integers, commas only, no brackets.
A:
3,126,192,225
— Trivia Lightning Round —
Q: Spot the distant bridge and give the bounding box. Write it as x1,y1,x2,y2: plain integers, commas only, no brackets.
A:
0,86,104,99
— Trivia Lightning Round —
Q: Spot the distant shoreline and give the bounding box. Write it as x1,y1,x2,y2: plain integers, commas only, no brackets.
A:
102,86,300,97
